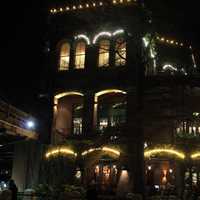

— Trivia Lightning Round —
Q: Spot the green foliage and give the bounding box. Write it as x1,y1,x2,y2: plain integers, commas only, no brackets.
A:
33,184,86,200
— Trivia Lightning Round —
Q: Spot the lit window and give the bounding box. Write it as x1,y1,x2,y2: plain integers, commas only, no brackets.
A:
59,43,70,70
115,38,126,66
98,40,110,67
72,105,83,135
75,42,86,69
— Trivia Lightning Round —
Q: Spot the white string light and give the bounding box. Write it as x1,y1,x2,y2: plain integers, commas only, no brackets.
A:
75,34,91,45
162,64,177,72
113,29,124,36
93,31,112,44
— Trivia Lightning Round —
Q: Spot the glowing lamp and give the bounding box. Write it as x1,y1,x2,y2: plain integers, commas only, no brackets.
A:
26,120,35,129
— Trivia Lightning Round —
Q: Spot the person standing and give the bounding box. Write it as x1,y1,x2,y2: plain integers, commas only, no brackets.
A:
8,179,18,200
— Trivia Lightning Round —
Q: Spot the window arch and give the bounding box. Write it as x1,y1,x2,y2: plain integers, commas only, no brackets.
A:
98,39,110,67
115,37,126,66
59,42,70,71
75,41,86,69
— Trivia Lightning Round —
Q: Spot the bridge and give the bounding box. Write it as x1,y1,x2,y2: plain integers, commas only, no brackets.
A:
0,99,38,187
0,99,38,140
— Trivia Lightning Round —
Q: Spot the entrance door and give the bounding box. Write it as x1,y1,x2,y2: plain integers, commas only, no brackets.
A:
94,161,118,194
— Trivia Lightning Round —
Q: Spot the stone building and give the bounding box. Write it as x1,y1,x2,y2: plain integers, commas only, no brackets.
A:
43,0,200,197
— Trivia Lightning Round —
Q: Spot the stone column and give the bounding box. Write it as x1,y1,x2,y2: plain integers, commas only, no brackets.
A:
82,92,95,135
12,141,42,192
126,90,145,196
175,161,185,198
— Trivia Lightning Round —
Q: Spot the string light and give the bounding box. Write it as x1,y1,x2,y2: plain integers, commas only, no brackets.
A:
81,146,120,156
75,34,91,45
46,147,77,159
93,31,112,44
144,148,185,159
162,64,177,72
191,152,200,160
156,36,190,48
50,0,137,15
113,29,125,36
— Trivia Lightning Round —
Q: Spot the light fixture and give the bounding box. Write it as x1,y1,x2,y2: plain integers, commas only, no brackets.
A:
26,120,35,129
144,148,185,159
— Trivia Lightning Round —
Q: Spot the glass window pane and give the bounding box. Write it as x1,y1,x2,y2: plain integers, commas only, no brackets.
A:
115,38,126,66
75,42,86,69
99,40,110,67
59,43,70,70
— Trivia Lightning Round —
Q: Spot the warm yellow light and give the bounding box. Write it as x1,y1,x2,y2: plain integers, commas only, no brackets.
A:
191,152,200,160
144,148,185,159
81,148,101,156
94,89,126,103
102,147,120,156
54,92,84,101
46,147,77,159
95,89,126,98
81,146,120,156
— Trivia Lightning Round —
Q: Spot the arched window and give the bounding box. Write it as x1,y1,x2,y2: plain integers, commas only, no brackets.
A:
59,42,70,71
75,41,86,69
98,40,110,67
115,38,126,66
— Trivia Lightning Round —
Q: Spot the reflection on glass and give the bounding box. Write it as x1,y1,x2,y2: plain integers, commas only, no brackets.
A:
60,43,70,70
115,38,126,66
99,40,110,67
75,42,86,69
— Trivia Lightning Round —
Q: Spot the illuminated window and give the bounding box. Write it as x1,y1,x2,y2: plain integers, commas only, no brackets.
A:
75,42,86,69
59,43,70,70
72,105,83,135
115,38,126,66
98,40,110,67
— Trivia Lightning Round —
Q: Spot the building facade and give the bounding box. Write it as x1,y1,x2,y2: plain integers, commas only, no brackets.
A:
43,0,200,197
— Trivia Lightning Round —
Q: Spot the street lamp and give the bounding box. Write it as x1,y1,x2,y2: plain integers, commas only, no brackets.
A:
26,120,35,129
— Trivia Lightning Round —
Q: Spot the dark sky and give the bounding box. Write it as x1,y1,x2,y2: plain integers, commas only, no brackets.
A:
0,0,199,116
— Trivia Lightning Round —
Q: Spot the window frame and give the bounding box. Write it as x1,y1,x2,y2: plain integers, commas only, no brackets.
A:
114,37,126,67
58,41,71,71
98,39,111,68
74,40,86,69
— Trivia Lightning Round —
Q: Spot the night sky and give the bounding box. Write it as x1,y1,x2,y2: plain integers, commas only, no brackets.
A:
0,0,199,118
